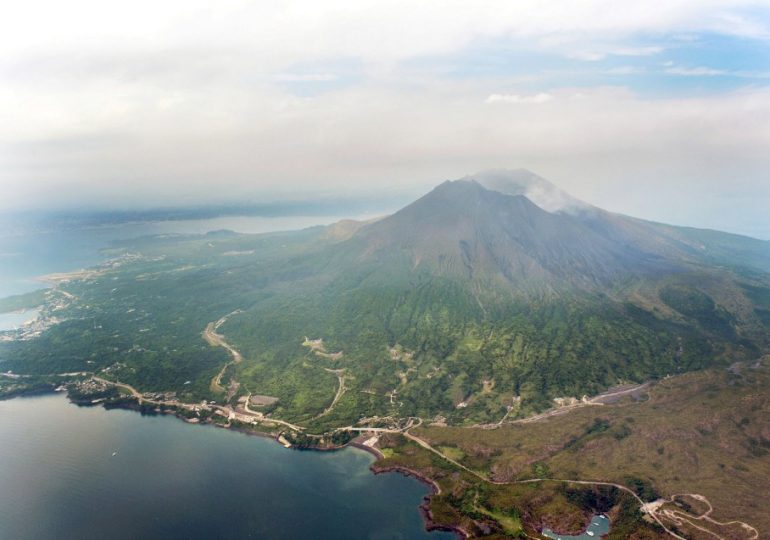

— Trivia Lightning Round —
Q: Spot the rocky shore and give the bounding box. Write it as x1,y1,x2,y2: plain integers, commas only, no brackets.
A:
371,463,468,539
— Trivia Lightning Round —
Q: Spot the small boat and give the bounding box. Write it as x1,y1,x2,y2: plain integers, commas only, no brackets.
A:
587,532,594,537
112,451,118,457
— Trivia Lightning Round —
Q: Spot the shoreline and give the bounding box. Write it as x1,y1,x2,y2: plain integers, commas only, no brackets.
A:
371,463,468,540
349,440,385,459
541,513,610,539
55,391,463,538
5,386,625,539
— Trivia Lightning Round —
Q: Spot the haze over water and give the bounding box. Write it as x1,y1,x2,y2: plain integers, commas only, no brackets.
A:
0,214,367,299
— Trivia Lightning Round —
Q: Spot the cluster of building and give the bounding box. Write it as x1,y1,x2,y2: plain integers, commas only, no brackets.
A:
74,378,110,395
141,391,177,401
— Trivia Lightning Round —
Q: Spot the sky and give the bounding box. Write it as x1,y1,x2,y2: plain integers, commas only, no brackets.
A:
1,1,769,238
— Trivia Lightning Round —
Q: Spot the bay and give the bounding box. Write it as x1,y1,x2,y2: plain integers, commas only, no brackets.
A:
0,308,40,332
0,393,454,540
542,515,610,539
0,213,451,539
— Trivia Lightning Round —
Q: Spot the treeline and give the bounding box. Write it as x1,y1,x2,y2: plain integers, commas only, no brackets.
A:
1,226,765,429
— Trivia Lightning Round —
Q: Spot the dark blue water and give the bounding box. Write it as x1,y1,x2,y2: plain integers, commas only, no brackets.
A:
0,393,454,540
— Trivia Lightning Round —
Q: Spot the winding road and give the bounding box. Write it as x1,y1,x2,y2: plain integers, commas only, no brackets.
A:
652,494,759,540
311,368,348,420
401,416,757,540
204,310,243,398
401,426,689,539
87,346,757,540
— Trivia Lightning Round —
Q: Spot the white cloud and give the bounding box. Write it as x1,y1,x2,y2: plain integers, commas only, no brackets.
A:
666,66,729,76
567,51,607,61
3,81,769,206
486,92,554,104
665,65,770,78
0,0,769,238
603,66,644,75
569,45,664,62
0,1,767,67
272,73,338,82
611,46,665,56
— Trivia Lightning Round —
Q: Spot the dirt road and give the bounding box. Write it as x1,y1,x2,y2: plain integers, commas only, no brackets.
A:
204,311,243,397
312,368,347,420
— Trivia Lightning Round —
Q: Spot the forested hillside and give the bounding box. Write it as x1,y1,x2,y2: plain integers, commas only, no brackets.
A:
2,171,769,429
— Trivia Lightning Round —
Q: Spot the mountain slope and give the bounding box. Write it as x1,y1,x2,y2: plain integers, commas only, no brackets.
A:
2,169,769,426
338,178,677,296
213,171,767,420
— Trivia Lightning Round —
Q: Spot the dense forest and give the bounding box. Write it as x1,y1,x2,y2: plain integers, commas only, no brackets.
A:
2,180,769,432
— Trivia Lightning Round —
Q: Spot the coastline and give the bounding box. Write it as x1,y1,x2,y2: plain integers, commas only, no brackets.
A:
541,513,611,539
0,384,58,401
371,463,468,540
63,391,464,538
4,386,626,539
349,439,385,459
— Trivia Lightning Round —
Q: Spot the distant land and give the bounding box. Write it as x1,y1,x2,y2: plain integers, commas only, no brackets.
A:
1,169,769,539
0,188,423,237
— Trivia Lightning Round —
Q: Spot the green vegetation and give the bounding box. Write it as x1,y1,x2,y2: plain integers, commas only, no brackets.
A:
0,374,60,400
1,209,768,435
659,284,737,339
67,384,120,405
0,289,48,313
412,359,770,538
283,429,354,449
373,433,661,538
741,282,770,326
2,180,770,538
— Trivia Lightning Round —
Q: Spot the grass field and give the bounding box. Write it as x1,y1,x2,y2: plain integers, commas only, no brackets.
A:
403,357,770,538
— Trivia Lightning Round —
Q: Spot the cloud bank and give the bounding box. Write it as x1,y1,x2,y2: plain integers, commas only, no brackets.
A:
486,93,554,104
1,1,769,236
